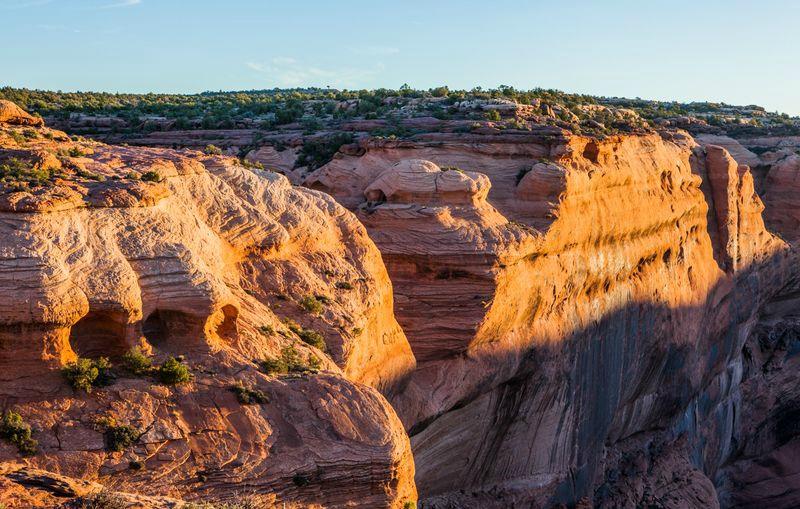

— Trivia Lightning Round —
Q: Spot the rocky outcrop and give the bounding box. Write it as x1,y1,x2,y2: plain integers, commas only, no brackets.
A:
0,105,416,508
0,100,44,127
307,129,792,506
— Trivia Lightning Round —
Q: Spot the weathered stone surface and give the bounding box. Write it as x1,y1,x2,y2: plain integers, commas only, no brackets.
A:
0,104,416,508
0,99,44,127
307,129,792,507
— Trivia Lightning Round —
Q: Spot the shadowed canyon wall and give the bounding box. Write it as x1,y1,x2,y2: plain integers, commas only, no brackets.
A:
308,129,798,507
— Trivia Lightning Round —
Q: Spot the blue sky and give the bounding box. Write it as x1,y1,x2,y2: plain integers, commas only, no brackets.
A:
2,0,800,114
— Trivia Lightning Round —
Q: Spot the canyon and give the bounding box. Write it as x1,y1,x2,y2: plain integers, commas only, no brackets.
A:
1,94,800,509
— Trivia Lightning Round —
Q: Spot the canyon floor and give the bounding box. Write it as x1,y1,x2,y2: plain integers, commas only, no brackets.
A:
1,90,800,508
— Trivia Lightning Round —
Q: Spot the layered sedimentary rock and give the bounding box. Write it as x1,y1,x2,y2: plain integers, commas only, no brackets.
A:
307,130,793,507
0,106,416,507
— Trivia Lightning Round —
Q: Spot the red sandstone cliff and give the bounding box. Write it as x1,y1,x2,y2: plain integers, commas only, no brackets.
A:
307,128,794,507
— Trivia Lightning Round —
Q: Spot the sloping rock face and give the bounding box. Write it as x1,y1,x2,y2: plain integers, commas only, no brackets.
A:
307,130,794,507
0,105,416,507
0,99,44,127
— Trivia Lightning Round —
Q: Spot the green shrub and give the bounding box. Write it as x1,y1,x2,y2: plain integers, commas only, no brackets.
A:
140,170,162,182
297,328,325,350
241,158,264,170
68,146,87,157
299,295,324,315
105,423,140,452
282,317,325,350
485,109,501,121
204,144,223,155
258,325,274,336
257,356,288,375
156,357,192,385
0,157,52,187
295,133,354,171
0,411,38,456
230,383,269,404
335,281,354,290
73,489,127,509
62,357,113,393
403,501,417,509
9,131,26,144
121,347,152,376
258,344,319,375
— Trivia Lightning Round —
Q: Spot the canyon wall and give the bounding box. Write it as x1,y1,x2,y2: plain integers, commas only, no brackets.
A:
308,129,797,507
4,98,800,508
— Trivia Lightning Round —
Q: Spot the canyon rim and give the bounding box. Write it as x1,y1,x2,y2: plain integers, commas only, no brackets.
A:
3,2,800,507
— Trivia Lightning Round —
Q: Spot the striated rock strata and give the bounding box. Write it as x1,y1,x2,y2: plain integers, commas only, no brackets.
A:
0,105,416,507
307,129,796,507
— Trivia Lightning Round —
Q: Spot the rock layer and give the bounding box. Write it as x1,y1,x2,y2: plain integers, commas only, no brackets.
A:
0,105,416,508
307,129,793,507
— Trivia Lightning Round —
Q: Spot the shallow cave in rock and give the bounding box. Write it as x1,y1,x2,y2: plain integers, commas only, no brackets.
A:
215,304,239,342
142,309,205,351
68,311,128,359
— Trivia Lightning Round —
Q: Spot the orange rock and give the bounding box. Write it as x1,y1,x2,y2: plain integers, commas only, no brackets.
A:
0,103,416,508
0,100,44,127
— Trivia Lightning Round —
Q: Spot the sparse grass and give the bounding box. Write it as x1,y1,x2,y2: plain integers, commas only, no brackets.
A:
0,410,38,456
182,493,272,509
156,356,192,385
8,131,26,144
297,329,325,350
257,356,288,375
230,383,269,404
62,357,114,393
241,158,264,170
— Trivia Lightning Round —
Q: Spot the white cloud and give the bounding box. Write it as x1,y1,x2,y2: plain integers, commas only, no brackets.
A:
245,58,385,88
100,0,140,8
1,0,54,8
245,62,266,72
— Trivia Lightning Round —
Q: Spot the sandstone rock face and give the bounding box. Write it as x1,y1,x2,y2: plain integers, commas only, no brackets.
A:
307,130,792,506
0,105,416,508
0,99,44,127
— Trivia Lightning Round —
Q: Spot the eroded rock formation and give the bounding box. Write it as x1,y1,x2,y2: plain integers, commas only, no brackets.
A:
307,129,797,507
0,106,416,508
4,98,800,508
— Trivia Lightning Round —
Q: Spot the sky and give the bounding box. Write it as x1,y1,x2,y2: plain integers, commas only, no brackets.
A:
2,0,800,114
